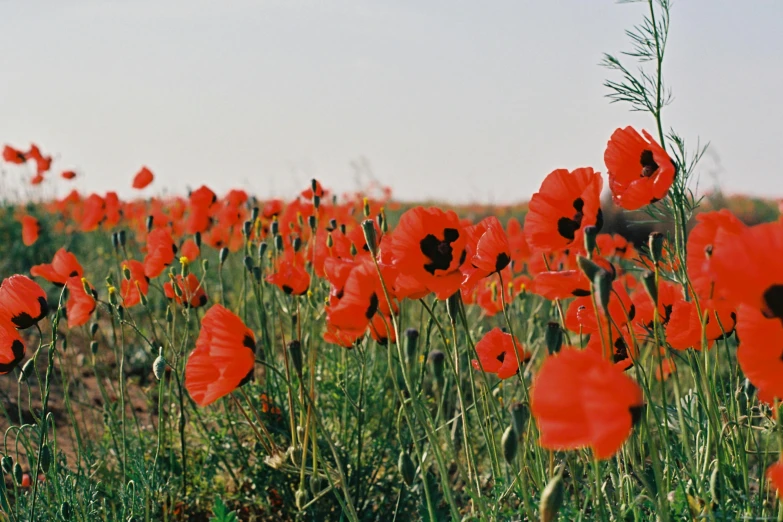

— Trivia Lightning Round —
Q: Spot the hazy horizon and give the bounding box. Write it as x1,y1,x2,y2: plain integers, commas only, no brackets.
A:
1,1,781,203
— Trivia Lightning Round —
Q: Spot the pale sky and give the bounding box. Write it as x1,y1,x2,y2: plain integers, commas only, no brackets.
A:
1,1,781,203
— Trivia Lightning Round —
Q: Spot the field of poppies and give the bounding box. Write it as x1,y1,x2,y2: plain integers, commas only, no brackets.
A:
2,2,783,521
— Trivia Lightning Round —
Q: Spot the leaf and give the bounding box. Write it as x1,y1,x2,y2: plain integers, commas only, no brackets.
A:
210,496,239,522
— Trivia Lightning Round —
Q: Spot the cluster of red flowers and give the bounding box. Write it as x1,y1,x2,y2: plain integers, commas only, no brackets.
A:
4,124,783,475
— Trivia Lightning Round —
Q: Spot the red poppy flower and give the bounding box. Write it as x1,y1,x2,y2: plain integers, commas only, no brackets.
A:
585,325,638,371
711,220,783,321
262,199,285,219
631,280,682,329
328,259,395,332
185,304,256,406
61,170,77,180
144,228,177,278
462,216,512,290
596,233,636,260
20,216,40,246
0,323,25,374
180,239,200,262
65,277,96,328
686,210,747,301
0,275,49,329
164,274,208,308
768,460,783,497
368,313,396,345
525,167,603,252
2,145,26,164
266,259,311,295
531,347,643,459
665,299,736,351
734,305,783,402
604,127,676,210
30,174,45,185
506,217,532,268
80,194,106,232
132,166,154,189
31,248,84,286
471,328,529,379
120,260,149,308
390,207,467,300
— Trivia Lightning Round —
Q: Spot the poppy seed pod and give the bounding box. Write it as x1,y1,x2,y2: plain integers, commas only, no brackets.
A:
398,450,416,487
194,231,202,248
545,322,563,355
648,232,664,265
583,225,598,257
428,350,446,390
243,256,254,273
12,462,22,485
594,269,612,313
641,270,658,305
295,488,308,510
310,474,325,497
540,467,565,522
404,328,419,364
446,292,460,325
153,348,166,381
576,255,602,282
60,501,73,520
39,444,52,473
18,359,34,384
361,219,378,256
509,402,529,438
1,455,12,474
501,425,518,464
146,215,154,233
308,215,317,231
288,340,303,379
219,247,229,265
274,235,284,251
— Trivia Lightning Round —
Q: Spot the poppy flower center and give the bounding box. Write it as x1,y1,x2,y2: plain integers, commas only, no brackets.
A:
365,293,379,320
613,337,630,365
556,198,585,241
495,253,511,272
640,150,659,177
420,228,461,274
496,351,506,363
762,285,783,321
629,404,645,426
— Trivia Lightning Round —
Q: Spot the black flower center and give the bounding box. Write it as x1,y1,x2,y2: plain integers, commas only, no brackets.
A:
630,404,645,426
365,293,379,320
495,253,511,273
557,198,592,241
420,228,461,274
762,285,783,322
496,351,506,363
640,150,659,177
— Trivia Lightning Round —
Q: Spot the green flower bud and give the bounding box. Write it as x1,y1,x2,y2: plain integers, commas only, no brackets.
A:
641,270,658,306
648,232,664,265
361,219,377,256
509,402,529,438
428,351,445,391
545,322,563,355
1,455,13,474
501,425,518,464
583,225,598,257
540,467,565,522
12,462,22,485
90,341,98,355
40,444,52,473
219,247,229,265
398,450,416,487
153,348,166,381
19,359,35,383
287,340,303,379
